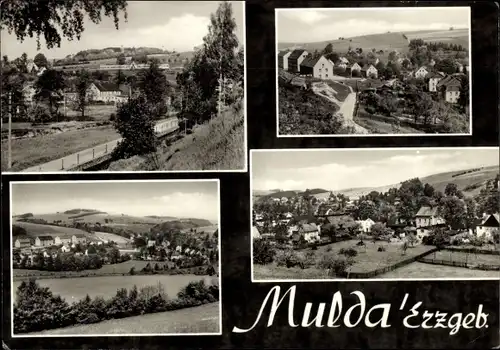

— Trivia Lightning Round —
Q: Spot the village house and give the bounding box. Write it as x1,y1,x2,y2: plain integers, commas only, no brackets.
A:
476,213,499,241
361,64,378,78
347,62,362,76
299,55,334,80
89,82,124,103
54,235,73,246
296,223,320,243
414,66,429,79
356,218,375,233
415,206,446,238
287,49,309,73
335,60,348,69
339,57,349,65
60,245,71,253
278,50,292,71
14,237,32,249
312,191,331,203
22,83,36,105
71,234,87,244
436,75,461,103
426,71,445,92
35,236,54,247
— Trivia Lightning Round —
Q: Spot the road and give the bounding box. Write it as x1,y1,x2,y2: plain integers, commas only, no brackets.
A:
311,82,368,134
21,138,121,172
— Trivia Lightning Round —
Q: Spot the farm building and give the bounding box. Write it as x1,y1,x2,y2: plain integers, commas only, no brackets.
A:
426,71,445,92
436,75,461,103
72,234,87,244
414,66,429,79
356,218,375,233
278,50,292,70
361,64,378,78
35,236,54,247
297,223,320,243
54,235,73,246
415,206,445,228
299,55,334,79
14,237,32,249
90,82,126,103
347,62,362,76
287,49,309,73
476,213,499,241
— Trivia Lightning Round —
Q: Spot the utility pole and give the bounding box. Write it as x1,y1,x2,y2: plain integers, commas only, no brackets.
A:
8,91,12,169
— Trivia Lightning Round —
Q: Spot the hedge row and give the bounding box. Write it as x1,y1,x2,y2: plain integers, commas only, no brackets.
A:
14,279,219,334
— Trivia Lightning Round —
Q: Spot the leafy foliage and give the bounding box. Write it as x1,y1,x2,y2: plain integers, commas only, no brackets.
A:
253,240,276,265
1,0,128,49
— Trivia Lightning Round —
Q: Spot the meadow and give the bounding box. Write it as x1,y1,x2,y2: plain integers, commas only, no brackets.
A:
427,250,500,266
2,125,120,171
254,240,436,280
13,221,90,236
12,274,215,303
377,262,499,279
24,301,220,335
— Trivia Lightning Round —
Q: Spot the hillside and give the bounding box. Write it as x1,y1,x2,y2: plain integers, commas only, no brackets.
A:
12,221,91,237
23,211,168,226
278,28,469,53
333,165,499,199
150,219,214,233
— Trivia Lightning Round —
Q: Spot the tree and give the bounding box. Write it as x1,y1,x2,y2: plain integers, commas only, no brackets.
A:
75,69,92,120
457,75,469,113
444,183,462,198
423,183,436,197
33,53,48,68
464,197,478,230
371,222,390,239
438,196,466,229
388,51,398,62
137,60,169,118
34,69,65,116
112,95,157,159
115,69,127,87
116,53,126,65
1,1,128,50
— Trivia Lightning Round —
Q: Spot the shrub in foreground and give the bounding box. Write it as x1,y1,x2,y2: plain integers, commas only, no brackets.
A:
253,239,276,265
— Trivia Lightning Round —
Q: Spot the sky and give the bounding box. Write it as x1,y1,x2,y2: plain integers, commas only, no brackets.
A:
1,1,244,59
11,181,219,221
252,148,499,192
277,7,470,43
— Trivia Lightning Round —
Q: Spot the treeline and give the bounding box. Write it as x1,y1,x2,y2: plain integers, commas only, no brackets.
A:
132,263,217,276
409,39,467,52
14,279,219,333
451,168,483,178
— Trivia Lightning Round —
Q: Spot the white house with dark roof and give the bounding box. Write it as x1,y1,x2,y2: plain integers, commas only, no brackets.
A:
287,49,309,73
361,64,378,78
415,206,446,239
278,50,292,71
426,71,445,92
436,75,462,103
414,66,429,79
476,213,499,241
297,223,320,243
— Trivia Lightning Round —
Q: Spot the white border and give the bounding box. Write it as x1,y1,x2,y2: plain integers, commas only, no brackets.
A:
249,147,500,282
10,179,222,337
3,0,247,175
275,6,473,138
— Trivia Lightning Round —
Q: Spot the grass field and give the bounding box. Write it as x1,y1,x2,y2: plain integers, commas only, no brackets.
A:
23,301,220,335
254,240,436,280
13,274,216,303
12,221,90,237
13,260,182,280
93,231,131,244
325,81,351,102
405,28,469,50
1,125,120,171
378,262,499,279
354,108,423,134
64,105,117,122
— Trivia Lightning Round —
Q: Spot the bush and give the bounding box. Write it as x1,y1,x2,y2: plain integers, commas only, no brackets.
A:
316,255,352,276
275,249,305,269
253,239,276,265
339,247,358,258
377,246,386,252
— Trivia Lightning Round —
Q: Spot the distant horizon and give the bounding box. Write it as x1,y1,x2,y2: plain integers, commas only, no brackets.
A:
276,7,470,44
11,181,219,222
252,149,499,192
278,27,469,45
1,1,244,60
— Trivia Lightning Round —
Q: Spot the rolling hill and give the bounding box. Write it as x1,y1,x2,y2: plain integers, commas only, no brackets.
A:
333,165,499,199
278,28,469,54
12,221,90,237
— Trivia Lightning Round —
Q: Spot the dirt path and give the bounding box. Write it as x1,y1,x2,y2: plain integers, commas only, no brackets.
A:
311,82,368,134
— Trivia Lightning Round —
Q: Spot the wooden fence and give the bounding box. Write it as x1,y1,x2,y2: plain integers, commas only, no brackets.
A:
444,246,500,255
338,248,439,279
418,257,500,271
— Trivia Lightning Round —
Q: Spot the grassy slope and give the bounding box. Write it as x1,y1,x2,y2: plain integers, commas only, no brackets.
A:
333,165,499,199
12,221,90,237
23,302,220,335
353,107,424,135
378,262,498,279
278,29,468,53
1,126,120,171
108,102,245,171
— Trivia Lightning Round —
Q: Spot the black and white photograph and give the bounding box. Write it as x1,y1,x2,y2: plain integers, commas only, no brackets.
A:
276,7,472,136
1,1,246,173
251,148,499,281
10,180,221,336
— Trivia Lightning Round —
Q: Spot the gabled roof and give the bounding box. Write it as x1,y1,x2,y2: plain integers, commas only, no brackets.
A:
479,213,500,227
300,223,318,232
361,64,375,71
93,82,121,92
288,49,307,60
300,56,321,68
37,236,54,240
16,237,32,242
415,206,439,217
437,76,461,88
278,50,290,58
416,66,428,71
426,71,443,79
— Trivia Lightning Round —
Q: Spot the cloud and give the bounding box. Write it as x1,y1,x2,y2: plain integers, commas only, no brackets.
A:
253,179,304,191
282,10,328,25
